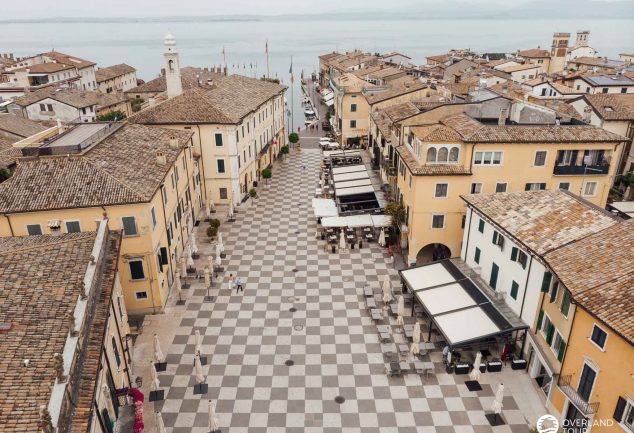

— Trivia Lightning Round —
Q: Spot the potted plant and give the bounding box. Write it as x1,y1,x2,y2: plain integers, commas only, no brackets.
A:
288,132,300,150
206,226,217,239
262,167,272,185
209,218,221,229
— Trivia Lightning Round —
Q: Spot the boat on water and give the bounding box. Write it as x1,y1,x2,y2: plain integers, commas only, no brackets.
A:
304,108,315,116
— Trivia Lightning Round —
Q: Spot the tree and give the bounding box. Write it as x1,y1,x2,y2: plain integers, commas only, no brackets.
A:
262,167,272,185
97,110,127,121
288,132,299,145
260,76,280,84
384,202,405,231
206,226,217,238
249,188,257,198
325,111,331,121
0,168,10,183
130,98,144,112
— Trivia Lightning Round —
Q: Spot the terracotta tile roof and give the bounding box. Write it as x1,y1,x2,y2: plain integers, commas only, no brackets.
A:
0,232,97,432
544,219,634,343
582,93,634,121
371,100,446,138
95,63,136,83
517,48,550,58
41,51,96,68
462,190,619,256
439,113,627,143
11,62,76,74
364,78,429,105
131,74,286,124
0,136,21,169
396,145,471,176
13,88,127,109
319,52,343,62
439,81,473,97
427,54,452,63
0,124,193,213
529,98,582,120
412,124,462,142
0,114,49,138
489,81,530,99
499,63,542,73
125,66,223,95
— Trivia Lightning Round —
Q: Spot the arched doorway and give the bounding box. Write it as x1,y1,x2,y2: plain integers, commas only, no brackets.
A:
416,243,452,265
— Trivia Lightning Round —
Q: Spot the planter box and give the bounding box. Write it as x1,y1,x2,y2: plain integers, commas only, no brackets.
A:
512,359,527,370
186,268,196,275
479,364,487,373
487,361,502,372
454,363,470,375
192,253,200,260
220,252,226,259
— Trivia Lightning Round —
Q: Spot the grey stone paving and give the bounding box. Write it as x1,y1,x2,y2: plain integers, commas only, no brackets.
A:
149,149,534,433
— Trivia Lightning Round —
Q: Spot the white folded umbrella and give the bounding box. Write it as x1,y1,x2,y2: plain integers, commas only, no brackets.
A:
156,412,168,433
150,361,160,391
470,352,482,382
194,353,205,384
208,400,220,432
218,232,225,253
174,272,182,297
153,334,165,364
492,383,504,414
187,245,194,268
204,267,211,287
191,232,198,254
180,256,187,276
382,274,393,303
339,230,346,250
396,295,405,327
378,228,386,247
195,329,203,355
410,321,421,355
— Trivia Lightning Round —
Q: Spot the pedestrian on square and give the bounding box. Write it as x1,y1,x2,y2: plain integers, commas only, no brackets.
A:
228,273,235,291
235,277,244,293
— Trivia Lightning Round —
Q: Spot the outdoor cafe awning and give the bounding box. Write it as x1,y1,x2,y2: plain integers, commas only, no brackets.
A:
333,171,370,182
336,185,375,197
321,214,392,228
335,179,373,189
331,164,366,175
400,259,528,348
312,198,339,217
325,99,334,107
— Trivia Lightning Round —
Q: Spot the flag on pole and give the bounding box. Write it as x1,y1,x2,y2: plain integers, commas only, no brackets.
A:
289,58,294,83
265,40,268,54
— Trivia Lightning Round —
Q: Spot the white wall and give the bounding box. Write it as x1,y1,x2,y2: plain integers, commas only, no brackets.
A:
24,98,85,122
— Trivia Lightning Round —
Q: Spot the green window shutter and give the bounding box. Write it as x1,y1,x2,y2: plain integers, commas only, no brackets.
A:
539,183,546,190
546,324,555,345
492,231,497,244
524,183,531,191
474,247,481,264
560,290,571,316
536,309,544,330
557,340,566,362
511,247,518,261
510,281,519,300
489,263,499,289
541,271,552,292
478,219,485,233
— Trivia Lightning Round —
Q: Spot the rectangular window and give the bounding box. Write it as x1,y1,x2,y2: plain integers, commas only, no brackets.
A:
431,214,445,229
129,259,145,280
26,224,42,236
525,182,546,191
558,182,570,191
495,183,507,193
435,183,448,198
65,221,81,233
350,120,357,128
492,230,504,248
470,183,483,194
584,181,597,196
217,159,225,173
135,291,148,300
474,247,481,264
121,216,137,236
590,324,608,349
150,207,157,230
534,151,547,166
549,280,559,303
219,188,228,199
351,103,357,112
510,281,519,300
478,219,485,233
161,185,168,203
215,133,223,146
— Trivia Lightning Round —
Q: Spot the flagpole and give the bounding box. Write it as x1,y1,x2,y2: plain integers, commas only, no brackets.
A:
266,39,270,79
222,46,227,76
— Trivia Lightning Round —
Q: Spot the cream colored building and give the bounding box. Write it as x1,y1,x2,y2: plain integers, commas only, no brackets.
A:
371,99,627,265
0,122,201,315
131,35,287,206
6,51,97,91
96,63,138,93
0,222,132,433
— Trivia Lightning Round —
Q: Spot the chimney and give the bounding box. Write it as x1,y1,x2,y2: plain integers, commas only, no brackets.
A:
498,108,508,125
169,135,179,149
156,150,166,165
583,105,592,123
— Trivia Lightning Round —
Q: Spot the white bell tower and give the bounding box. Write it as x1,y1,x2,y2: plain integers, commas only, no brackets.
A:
164,32,183,99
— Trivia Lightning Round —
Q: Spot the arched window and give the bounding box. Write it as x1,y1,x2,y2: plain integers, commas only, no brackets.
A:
426,147,437,163
168,60,174,72
438,147,448,163
449,147,459,162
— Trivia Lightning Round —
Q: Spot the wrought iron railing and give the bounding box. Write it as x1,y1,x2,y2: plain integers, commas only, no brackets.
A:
558,375,600,415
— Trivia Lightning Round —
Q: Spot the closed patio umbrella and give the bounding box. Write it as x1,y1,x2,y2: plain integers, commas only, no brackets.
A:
205,201,211,220
194,353,205,384
175,272,182,296
218,232,225,253
215,243,222,262
156,411,167,433
396,295,405,327
410,321,421,355
150,360,160,391
491,383,504,416
208,254,214,271
180,256,187,277
195,329,203,356
208,197,215,212
191,232,198,255
186,245,194,269
382,274,393,303
208,400,220,433
204,267,211,288
153,334,165,364
378,228,386,247
339,230,346,251
228,198,235,219
470,352,482,382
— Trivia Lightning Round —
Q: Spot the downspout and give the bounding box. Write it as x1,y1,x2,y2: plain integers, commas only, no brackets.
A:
3,213,14,236
519,255,534,321
194,125,207,204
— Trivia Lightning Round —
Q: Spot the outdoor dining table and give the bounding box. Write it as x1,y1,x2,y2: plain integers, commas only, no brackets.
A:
414,361,435,378
420,342,436,355
377,325,391,335
381,343,397,358
366,297,377,309
399,361,411,374
389,303,399,316
363,286,374,297
370,309,384,321
403,324,414,339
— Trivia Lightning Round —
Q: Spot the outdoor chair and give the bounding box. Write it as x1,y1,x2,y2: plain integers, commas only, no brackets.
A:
387,361,401,377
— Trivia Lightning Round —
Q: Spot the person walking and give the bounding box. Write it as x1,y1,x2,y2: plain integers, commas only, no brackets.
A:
228,273,235,291
235,277,244,293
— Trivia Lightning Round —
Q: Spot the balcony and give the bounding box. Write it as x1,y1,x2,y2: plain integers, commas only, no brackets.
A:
553,164,609,176
558,375,600,415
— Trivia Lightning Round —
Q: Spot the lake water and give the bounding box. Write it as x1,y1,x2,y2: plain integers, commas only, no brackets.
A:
2,18,633,127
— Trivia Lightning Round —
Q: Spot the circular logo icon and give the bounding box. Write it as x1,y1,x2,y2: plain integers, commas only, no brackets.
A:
536,414,559,433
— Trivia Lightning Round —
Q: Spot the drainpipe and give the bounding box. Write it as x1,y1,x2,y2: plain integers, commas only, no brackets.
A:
194,126,207,204
2,213,14,236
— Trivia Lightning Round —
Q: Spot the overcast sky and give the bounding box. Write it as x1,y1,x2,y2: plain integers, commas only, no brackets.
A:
4,0,529,19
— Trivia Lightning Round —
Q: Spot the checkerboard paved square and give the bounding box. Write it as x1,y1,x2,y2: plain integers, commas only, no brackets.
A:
148,149,532,432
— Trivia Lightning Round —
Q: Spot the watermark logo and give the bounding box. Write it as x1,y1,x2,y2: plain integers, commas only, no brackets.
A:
536,414,559,433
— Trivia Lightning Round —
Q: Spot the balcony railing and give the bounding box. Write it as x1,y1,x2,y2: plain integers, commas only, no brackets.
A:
558,375,600,415
553,164,610,176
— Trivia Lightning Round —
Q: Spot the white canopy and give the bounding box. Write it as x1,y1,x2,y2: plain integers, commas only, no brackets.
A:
321,217,350,227
314,207,339,218
331,164,366,174
336,185,375,197
371,214,392,227
323,92,334,102
321,214,389,228
335,179,372,189
325,99,334,107
312,198,337,209
323,150,361,158
333,171,369,182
